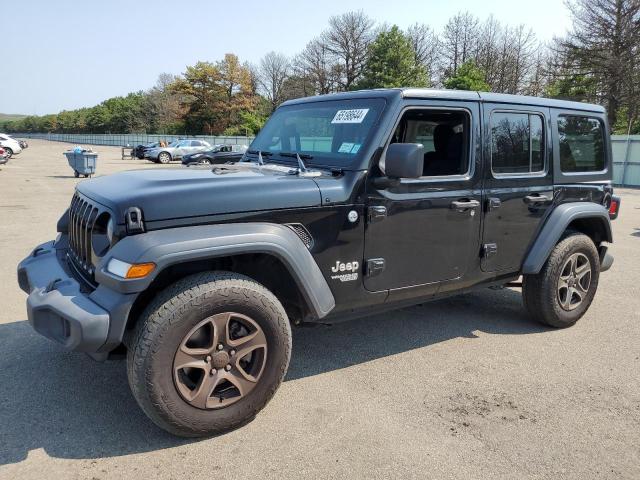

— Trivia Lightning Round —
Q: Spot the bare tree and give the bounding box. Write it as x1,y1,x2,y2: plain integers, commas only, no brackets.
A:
441,12,480,75
474,16,502,87
147,73,185,133
257,51,291,111
523,47,552,96
294,38,342,95
322,10,374,90
406,23,439,84
472,17,538,94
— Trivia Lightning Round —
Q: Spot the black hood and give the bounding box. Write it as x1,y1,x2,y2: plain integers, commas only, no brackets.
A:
76,164,322,223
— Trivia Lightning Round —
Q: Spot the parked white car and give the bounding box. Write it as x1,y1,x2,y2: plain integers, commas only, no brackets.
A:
0,134,22,159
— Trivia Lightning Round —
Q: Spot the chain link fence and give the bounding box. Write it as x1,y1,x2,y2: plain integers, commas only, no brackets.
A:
14,133,255,147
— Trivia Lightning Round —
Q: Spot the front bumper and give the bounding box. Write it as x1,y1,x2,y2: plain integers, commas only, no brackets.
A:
17,240,136,359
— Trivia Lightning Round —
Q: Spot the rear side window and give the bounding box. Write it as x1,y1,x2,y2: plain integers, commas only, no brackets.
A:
558,115,605,173
491,112,544,175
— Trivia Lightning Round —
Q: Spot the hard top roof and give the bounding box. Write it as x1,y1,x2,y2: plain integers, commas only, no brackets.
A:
280,88,605,113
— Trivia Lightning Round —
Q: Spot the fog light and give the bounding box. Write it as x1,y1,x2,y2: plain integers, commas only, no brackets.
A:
107,258,155,279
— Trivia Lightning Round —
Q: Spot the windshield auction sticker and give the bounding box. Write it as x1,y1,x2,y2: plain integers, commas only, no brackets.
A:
331,109,369,124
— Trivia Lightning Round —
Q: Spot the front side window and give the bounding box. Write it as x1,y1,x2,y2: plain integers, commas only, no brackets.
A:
491,112,544,175
558,115,606,173
249,98,386,167
388,109,470,177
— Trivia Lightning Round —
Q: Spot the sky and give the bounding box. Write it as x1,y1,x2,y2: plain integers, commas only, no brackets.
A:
2,0,572,116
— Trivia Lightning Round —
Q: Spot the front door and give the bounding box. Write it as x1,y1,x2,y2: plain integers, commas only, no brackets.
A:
364,101,483,295
481,104,554,272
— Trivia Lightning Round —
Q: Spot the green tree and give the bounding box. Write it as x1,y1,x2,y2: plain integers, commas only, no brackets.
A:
171,55,258,135
170,61,224,134
545,73,597,103
356,26,429,89
443,61,490,91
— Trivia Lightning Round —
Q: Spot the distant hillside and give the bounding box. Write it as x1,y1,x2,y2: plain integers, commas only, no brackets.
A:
0,113,27,122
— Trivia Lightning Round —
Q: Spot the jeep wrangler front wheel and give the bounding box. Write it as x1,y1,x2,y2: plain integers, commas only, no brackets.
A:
126,271,292,437
522,233,600,328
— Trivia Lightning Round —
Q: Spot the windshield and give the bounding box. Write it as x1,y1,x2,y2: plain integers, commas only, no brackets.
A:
249,98,386,167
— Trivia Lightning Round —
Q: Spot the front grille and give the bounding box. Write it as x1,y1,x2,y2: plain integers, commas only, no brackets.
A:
67,192,100,282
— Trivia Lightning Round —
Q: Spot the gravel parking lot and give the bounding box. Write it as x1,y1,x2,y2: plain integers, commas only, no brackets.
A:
0,139,639,480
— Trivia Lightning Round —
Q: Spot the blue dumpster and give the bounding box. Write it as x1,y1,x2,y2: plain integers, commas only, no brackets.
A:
64,148,97,178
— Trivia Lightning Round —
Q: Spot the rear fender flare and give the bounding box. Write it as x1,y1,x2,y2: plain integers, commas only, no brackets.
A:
522,202,612,274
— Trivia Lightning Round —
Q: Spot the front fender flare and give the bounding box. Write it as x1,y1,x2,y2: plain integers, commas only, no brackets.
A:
95,223,336,319
522,202,612,275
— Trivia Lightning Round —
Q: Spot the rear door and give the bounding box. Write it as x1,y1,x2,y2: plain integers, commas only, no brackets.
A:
173,141,189,157
481,104,554,273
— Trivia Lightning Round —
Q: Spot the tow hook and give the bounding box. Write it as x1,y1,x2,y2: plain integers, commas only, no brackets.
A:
45,278,63,293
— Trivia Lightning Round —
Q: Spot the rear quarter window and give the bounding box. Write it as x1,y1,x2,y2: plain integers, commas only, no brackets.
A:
558,115,606,173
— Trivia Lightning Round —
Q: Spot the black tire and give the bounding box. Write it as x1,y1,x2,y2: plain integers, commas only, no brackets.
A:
74,170,79,178
4,147,13,159
126,271,292,437
158,151,172,164
523,233,600,328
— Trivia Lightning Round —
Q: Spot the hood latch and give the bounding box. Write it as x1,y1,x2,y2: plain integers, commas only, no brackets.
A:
125,206,145,234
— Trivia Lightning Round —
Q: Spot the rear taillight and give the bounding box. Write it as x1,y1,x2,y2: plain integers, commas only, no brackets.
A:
609,195,621,220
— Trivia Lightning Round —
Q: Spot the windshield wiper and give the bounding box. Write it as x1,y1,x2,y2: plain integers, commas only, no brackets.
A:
246,149,273,166
247,149,273,156
278,152,314,160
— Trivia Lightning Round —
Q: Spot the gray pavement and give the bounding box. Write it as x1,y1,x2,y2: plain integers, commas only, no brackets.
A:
0,140,639,479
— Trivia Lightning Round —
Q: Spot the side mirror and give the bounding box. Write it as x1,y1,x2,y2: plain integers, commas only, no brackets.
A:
385,143,424,179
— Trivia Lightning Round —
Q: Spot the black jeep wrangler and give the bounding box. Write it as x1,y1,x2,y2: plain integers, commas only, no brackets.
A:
18,89,620,437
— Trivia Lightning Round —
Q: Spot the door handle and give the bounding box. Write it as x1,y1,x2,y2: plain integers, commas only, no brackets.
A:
523,194,551,205
450,199,481,211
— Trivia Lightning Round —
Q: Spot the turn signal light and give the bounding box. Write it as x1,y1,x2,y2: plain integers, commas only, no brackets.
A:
107,258,156,279
125,263,156,279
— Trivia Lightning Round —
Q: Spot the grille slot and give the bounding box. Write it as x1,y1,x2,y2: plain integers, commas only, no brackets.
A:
67,192,102,283
285,223,314,249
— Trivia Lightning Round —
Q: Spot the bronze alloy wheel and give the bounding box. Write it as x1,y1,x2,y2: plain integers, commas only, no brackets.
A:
557,252,592,311
173,312,268,410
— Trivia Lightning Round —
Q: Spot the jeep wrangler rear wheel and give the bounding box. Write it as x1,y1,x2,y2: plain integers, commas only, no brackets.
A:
126,271,291,437
522,233,600,328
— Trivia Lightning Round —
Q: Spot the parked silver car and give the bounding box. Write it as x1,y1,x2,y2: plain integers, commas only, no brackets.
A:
144,139,212,163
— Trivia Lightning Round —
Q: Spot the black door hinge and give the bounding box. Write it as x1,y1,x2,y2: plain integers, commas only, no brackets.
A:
366,258,386,277
368,206,387,223
483,243,498,259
